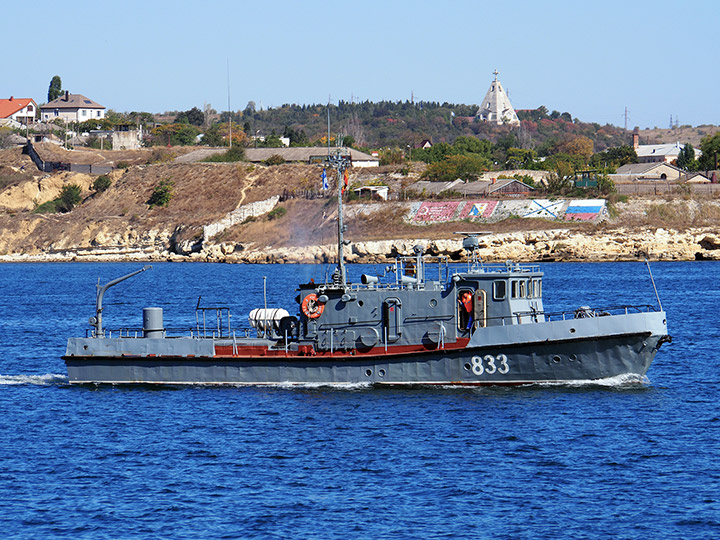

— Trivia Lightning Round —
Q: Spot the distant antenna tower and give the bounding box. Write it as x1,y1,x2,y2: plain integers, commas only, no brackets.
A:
624,107,629,131
669,115,674,130
411,90,414,104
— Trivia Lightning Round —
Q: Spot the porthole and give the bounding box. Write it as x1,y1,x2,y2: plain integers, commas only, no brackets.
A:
378,369,386,377
463,363,471,371
569,354,577,361
552,355,561,363
365,369,373,377
569,328,576,334
358,300,364,307
429,299,437,308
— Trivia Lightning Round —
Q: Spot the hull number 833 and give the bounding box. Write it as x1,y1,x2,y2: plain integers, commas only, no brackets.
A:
470,354,509,376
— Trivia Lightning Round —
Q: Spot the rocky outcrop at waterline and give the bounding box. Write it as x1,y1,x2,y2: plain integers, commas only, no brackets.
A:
2,227,719,264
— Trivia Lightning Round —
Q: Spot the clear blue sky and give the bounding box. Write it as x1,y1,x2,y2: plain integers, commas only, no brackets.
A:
3,0,717,129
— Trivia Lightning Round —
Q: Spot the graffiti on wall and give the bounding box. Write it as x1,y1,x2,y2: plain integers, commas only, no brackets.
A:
458,200,498,220
414,201,462,222
408,199,607,223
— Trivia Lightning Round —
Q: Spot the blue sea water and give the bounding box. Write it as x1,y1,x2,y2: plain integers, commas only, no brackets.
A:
0,261,718,540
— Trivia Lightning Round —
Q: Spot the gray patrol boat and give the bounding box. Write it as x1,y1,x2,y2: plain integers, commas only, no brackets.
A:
64,152,671,386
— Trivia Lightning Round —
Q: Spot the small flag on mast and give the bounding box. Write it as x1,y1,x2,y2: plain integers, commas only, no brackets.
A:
321,168,328,190
342,168,349,194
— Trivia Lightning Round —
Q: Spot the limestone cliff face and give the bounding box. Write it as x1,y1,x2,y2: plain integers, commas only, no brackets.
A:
204,228,720,264
3,227,717,263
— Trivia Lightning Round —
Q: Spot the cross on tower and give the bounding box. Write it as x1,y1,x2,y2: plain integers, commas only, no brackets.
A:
493,69,499,81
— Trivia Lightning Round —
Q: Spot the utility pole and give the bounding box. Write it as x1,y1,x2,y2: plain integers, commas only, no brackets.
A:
227,58,232,149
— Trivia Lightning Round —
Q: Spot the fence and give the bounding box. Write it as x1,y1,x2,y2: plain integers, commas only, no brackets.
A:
23,142,113,175
615,182,720,196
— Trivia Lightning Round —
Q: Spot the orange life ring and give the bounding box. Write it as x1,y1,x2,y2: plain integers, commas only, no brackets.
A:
301,293,325,319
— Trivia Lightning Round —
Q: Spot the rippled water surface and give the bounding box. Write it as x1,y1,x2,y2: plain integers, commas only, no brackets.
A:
0,261,718,539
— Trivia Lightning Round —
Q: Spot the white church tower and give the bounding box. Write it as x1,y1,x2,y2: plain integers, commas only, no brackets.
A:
476,70,520,126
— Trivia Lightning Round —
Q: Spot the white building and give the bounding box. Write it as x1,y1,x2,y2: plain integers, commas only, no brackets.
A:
631,130,701,163
0,97,37,124
476,70,520,126
40,91,106,123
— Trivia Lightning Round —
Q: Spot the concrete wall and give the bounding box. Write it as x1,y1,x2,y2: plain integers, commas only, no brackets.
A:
203,195,281,241
112,130,141,150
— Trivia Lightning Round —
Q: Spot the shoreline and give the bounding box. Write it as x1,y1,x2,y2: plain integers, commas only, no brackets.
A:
2,227,718,263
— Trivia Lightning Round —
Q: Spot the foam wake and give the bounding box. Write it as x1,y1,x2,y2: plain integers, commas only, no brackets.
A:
538,373,650,387
0,373,68,386
232,381,374,390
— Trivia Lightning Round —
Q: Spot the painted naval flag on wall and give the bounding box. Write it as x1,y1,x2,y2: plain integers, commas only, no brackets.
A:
564,199,606,221
523,199,565,219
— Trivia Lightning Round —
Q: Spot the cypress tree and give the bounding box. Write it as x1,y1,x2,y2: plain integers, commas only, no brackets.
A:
48,75,62,102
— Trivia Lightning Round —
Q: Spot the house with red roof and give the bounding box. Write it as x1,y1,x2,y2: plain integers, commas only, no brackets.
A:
40,91,105,123
0,97,37,124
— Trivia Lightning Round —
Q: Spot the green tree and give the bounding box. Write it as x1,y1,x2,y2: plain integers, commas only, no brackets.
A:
452,135,492,157
545,161,575,195
590,146,637,169
127,111,155,127
379,147,405,165
57,184,82,212
176,107,204,126
413,141,453,163
699,134,720,170
421,154,490,182
505,147,538,169
596,172,616,195
48,75,62,102
149,124,200,146
676,143,698,171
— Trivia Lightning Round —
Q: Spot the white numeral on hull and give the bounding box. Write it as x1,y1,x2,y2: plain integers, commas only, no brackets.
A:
470,354,509,376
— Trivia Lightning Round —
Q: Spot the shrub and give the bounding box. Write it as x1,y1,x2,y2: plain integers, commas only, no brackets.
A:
57,184,82,212
267,206,287,220
148,180,174,208
203,146,245,162
147,148,176,164
116,161,130,169
264,154,285,166
93,175,112,193
33,200,58,214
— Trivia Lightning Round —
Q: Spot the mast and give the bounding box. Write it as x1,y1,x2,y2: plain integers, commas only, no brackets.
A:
325,149,349,287
324,99,349,288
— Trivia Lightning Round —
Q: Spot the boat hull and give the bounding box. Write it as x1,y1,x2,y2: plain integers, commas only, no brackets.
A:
64,330,665,386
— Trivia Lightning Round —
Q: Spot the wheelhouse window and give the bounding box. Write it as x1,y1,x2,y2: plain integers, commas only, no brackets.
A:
493,280,506,300
519,281,527,298
531,279,542,298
